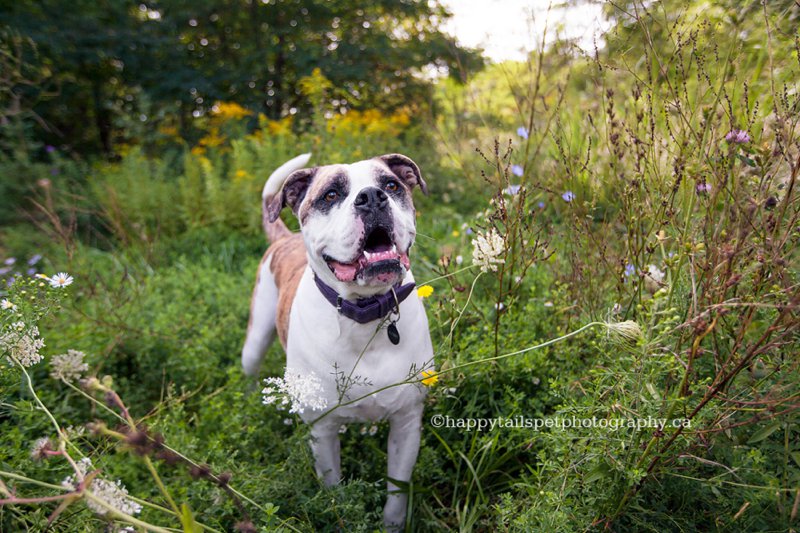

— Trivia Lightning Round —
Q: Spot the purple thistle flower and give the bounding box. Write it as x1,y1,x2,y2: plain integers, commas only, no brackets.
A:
561,191,575,202
696,183,712,194
511,164,524,177
504,184,521,195
517,126,529,140
725,129,750,144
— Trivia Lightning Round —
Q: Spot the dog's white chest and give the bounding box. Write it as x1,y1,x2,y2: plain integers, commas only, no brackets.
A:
286,267,433,423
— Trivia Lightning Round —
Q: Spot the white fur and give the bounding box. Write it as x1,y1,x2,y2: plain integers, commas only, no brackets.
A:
244,155,433,531
242,255,278,376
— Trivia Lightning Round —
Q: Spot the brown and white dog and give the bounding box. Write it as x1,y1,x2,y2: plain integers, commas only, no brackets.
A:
242,153,434,530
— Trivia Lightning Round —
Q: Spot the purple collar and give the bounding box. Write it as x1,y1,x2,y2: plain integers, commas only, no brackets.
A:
313,274,416,324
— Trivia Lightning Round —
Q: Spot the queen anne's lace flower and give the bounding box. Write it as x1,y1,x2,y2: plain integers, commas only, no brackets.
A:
262,371,328,414
1,322,45,367
62,458,142,517
471,228,505,272
30,437,52,461
50,349,89,382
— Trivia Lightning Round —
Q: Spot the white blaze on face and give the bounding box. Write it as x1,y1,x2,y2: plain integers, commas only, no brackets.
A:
299,160,417,296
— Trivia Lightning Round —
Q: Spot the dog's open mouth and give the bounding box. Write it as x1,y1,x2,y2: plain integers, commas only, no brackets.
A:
324,227,411,283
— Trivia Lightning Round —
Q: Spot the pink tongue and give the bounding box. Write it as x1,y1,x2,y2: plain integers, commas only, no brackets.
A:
330,261,358,282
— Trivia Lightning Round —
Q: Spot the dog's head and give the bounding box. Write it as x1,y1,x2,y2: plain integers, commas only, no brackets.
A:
266,154,428,296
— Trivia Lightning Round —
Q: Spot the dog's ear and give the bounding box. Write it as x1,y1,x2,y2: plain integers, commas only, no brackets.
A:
265,168,317,222
378,154,428,195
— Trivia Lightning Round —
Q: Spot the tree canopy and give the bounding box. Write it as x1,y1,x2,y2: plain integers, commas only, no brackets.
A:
0,0,483,155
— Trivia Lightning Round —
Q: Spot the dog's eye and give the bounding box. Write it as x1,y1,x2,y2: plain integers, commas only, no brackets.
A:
324,190,339,202
385,180,399,192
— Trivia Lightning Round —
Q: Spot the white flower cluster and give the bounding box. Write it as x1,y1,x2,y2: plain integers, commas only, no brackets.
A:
471,228,505,272
1,298,17,311
1,322,45,367
62,457,142,517
262,371,328,414
50,349,89,382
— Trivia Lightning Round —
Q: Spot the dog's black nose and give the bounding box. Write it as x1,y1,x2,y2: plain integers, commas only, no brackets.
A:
354,187,388,212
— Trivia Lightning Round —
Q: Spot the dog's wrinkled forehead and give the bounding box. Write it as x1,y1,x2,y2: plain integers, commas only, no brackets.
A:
266,153,427,225
297,155,427,223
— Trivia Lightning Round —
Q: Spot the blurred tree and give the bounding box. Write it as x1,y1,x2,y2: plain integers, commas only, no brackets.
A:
0,0,482,156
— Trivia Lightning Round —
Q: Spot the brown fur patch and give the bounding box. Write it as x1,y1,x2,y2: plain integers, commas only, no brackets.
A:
267,233,307,348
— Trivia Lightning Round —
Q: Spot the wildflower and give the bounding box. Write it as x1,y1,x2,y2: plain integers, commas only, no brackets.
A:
62,458,142,517
504,184,521,195
30,437,53,461
494,302,505,311
262,371,328,414
283,418,293,426
421,370,439,387
543,301,553,307
562,191,575,202
417,285,434,298
452,229,460,237
465,227,473,235
4,258,15,266
537,201,545,209
1,322,45,367
624,263,636,278
49,272,74,288
51,349,89,382
511,165,524,177
517,126,529,139
471,228,505,272
0,266,11,276
45,145,56,153
604,320,644,344
455,255,463,266
696,182,712,194
1,299,16,311
368,424,378,436
725,129,750,144
338,425,348,434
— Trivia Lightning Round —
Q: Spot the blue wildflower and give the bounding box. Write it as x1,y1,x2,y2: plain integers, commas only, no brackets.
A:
517,126,529,140
562,191,575,202
504,184,521,195
511,164,524,177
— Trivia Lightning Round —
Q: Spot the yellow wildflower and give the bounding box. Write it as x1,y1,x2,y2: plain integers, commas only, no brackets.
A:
421,370,439,387
417,285,434,298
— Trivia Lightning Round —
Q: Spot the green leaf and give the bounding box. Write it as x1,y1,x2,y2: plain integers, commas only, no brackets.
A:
735,154,756,167
180,503,202,533
746,422,781,445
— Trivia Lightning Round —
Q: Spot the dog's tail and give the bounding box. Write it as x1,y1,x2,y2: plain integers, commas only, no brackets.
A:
262,153,312,242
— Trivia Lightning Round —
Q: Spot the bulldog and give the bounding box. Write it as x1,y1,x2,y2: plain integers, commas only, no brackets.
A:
241,153,434,530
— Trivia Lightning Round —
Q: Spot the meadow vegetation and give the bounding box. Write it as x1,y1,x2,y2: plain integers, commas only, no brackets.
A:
1,1,799,531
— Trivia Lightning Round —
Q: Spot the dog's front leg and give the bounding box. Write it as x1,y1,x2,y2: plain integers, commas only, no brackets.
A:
384,406,423,531
310,421,342,486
